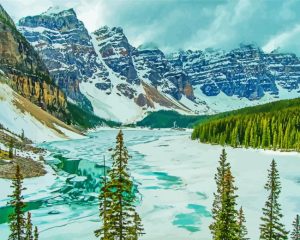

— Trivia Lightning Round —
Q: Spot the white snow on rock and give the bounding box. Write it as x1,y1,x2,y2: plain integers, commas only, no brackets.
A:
42,6,74,16
0,82,83,143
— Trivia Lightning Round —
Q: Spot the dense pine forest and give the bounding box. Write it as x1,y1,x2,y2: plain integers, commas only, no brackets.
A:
192,98,300,151
136,110,207,128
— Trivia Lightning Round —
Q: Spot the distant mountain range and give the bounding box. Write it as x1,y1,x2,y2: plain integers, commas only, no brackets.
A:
1,5,300,125
0,5,118,141
16,7,300,123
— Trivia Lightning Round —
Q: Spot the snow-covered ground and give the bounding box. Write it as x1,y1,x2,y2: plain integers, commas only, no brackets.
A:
0,130,299,240
132,133,300,240
191,84,300,115
0,82,83,143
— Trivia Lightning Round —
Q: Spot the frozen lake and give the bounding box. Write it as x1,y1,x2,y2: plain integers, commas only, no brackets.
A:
0,129,300,239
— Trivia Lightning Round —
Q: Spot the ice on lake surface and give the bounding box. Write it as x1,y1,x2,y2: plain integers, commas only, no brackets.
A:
1,129,300,240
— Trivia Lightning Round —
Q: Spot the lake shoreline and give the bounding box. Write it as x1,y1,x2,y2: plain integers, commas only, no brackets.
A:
1,130,300,240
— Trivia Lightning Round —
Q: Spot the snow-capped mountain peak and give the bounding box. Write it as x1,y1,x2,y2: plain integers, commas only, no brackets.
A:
42,6,76,16
17,8,300,123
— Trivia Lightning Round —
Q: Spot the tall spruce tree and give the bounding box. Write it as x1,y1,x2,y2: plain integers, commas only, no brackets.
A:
95,156,111,239
238,207,249,240
130,212,144,240
260,159,288,240
210,149,230,237
95,130,144,240
9,139,14,159
291,215,300,240
25,212,33,240
210,150,239,240
33,226,39,240
8,164,26,240
218,169,239,240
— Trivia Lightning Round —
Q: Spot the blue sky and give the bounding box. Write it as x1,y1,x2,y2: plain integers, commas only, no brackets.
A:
2,0,300,54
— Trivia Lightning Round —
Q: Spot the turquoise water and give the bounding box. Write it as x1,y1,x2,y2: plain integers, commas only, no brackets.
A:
1,130,209,239
173,204,211,232
2,129,300,240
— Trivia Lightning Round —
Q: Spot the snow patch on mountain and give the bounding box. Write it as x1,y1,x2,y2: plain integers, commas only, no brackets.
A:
17,9,300,123
0,80,83,142
42,6,75,16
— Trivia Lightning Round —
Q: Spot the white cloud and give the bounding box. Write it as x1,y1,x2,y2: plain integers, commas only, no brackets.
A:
263,24,300,53
183,0,256,50
76,1,108,32
1,0,300,54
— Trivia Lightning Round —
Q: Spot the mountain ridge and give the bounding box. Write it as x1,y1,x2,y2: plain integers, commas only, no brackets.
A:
13,7,300,123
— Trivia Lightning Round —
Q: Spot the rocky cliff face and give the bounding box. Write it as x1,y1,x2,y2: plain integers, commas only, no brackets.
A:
93,26,139,85
0,5,68,119
18,7,97,111
16,7,300,121
133,46,195,101
168,44,300,100
17,9,194,122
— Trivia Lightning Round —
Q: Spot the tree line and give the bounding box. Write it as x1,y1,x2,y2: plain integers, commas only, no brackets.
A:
192,107,300,151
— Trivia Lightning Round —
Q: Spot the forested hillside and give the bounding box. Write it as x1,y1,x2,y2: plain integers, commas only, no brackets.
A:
192,98,300,151
136,110,208,128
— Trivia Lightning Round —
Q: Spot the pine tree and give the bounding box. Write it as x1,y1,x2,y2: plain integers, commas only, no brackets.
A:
34,226,39,240
8,164,26,240
217,169,239,240
238,207,249,240
192,102,300,152
25,212,33,240
9,139,14,159
95,156,111,239
210,149,230,236
210,149,239,239
291,215,300,240
260,159,288,240
129,212,144,240
95,130,144,240
21,129,25,141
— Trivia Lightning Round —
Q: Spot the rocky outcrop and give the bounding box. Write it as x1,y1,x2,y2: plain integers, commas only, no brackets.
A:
16,7,300,121
93,26,139,85
133,47,195,101
168,44,300,100
0,4,68,119
18,7,97,111
116,83,137,99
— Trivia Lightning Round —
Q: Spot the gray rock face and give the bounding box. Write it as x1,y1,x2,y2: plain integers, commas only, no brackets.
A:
93,26,140,85
18,7,99,111
133,47,195,100
92,26,195,101
168,44,300,100
17,8,300,118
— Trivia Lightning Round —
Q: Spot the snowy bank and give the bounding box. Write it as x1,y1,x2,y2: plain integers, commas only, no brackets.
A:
130,134,300,240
